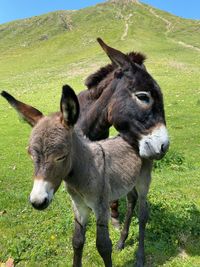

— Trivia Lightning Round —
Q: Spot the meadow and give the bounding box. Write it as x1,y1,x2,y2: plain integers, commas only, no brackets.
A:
0,1,200,266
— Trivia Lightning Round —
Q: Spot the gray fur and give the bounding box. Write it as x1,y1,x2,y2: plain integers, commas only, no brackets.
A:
2,88,152,267
28,113,150,267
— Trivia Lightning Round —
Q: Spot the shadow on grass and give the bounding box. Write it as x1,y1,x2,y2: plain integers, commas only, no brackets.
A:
117,197,200,267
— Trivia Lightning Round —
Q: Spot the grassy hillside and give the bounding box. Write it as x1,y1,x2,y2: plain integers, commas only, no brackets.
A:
0,0,200,266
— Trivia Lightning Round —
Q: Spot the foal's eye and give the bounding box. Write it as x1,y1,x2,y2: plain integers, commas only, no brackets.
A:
56,155,67,162
135,92,151,104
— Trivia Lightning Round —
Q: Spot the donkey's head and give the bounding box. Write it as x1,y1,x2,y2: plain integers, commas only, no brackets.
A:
1,86,79,210
97,38,169,159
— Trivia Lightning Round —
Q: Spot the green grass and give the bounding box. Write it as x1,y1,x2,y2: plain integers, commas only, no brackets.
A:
0,0,200,266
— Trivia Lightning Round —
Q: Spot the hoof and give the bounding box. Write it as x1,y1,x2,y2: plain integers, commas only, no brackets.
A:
136,262,144,267
136,253,145,267
111,217,120,230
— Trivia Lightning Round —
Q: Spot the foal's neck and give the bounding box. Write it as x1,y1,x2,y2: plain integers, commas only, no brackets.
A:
66,130,104,189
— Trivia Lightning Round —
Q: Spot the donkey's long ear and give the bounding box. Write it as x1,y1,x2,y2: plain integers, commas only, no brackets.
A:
60,85,80,127
1,91,43,127
97,38,132,69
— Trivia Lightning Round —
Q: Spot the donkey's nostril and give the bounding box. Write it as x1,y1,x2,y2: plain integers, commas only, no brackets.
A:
31,197,49,210
161,142,169,154
43,197,48,206
161,144,164,152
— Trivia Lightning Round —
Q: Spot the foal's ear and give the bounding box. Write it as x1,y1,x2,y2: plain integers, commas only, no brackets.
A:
60,85,80,127
97,38,132,69
1,91,43,127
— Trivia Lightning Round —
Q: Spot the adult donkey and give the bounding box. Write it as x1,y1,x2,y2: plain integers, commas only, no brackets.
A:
77,39,169,226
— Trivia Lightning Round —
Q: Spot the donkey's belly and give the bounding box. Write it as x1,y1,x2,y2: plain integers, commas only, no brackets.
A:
106,156,141,201
100,137,142,201
104,147,141,201
108,173,136,201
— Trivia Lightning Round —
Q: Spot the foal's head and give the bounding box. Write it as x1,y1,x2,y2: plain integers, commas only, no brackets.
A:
87,39,169,159
1,86,79,210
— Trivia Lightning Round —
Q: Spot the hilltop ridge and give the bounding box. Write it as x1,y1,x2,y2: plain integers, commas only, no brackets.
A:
0,0,199,52
110,0,140,3
0,0,199,95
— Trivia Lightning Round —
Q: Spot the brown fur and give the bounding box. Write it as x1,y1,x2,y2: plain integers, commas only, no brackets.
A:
85,51,146,90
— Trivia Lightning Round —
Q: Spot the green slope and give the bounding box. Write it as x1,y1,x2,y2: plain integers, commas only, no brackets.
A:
0,0,200,266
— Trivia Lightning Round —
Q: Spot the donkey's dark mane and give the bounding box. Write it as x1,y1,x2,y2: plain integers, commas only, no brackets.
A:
85,52,146,90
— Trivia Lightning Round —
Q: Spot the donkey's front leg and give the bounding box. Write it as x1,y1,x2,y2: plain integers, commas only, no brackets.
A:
95,206,112,267
71,199,90,267
72,219,86,267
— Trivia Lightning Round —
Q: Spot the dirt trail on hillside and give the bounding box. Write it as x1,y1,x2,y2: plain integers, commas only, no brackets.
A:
112,2,133,41
121,13,133,40
147,7,200,53
175,40,200,52
149,8,173,35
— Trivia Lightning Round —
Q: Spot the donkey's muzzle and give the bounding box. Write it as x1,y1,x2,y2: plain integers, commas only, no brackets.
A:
30,197,49,210
153,140,170,160
29,179,54,210
139,124,170,160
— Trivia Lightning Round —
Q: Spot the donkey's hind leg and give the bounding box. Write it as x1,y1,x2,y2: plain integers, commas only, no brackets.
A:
116,187,138,250
136,193,149,267
95,203,112,267
110,200,120,229
135,159,152,267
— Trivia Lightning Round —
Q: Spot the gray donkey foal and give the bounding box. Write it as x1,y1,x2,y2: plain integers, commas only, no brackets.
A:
1,86,152,267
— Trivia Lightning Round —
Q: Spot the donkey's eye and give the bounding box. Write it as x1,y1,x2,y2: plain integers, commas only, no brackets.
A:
135,92,151,104
56,155,67,162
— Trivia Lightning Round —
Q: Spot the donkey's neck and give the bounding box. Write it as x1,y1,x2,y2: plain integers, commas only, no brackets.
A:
65,130,104,190
77,84,115,141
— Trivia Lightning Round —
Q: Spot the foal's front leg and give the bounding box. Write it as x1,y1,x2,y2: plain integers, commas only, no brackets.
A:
95,203,112,267
72,219,86,267
71,200,90,267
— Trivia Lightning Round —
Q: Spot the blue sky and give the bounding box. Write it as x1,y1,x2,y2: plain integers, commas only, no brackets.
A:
141,0,200,20
0,0,199,24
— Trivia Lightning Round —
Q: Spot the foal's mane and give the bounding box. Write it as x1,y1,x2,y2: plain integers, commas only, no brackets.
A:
85,52,146,92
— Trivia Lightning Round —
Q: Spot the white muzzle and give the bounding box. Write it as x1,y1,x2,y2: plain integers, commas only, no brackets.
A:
30,179,54,210
139,124,169,160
